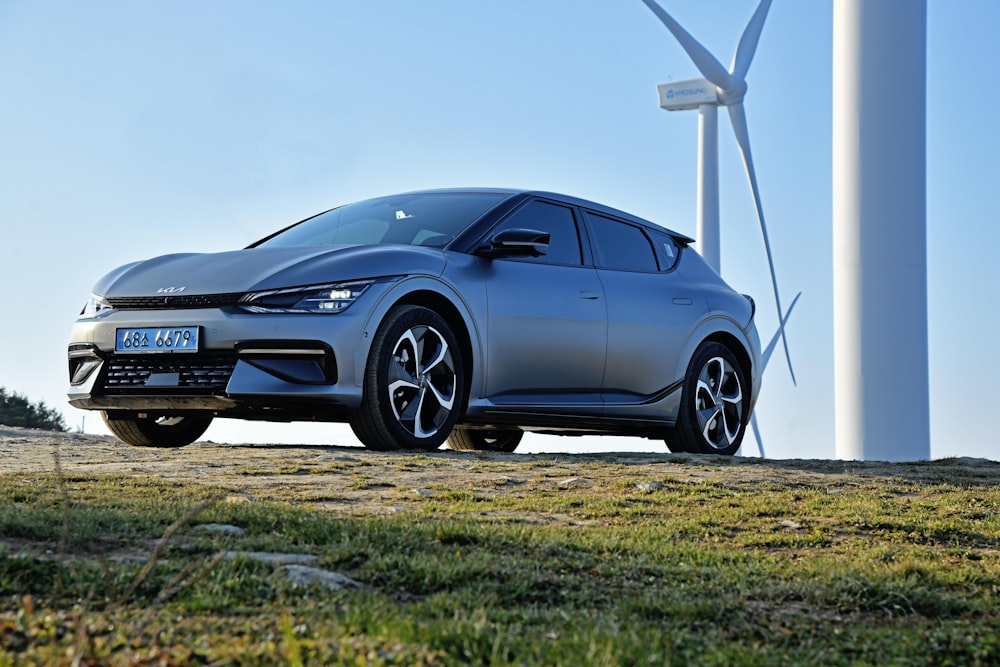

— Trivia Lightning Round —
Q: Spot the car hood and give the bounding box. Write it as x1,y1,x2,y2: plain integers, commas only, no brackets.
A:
94,244,448,297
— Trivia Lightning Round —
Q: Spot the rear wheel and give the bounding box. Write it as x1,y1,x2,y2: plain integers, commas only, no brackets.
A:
666,341,749,456
351,305,464,451
101,411,213,448
447,427,523,453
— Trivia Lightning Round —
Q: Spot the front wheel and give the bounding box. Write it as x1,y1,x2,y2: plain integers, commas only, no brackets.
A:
101,411,213,448
666,342,749,456
350,305,464,451
447,427,523,453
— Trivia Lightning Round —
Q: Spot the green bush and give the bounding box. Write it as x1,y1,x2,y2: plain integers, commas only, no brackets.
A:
0,386,67,431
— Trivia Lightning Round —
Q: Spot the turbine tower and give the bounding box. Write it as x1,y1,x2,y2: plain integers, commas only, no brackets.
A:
833,0,929,461
640,0,795,385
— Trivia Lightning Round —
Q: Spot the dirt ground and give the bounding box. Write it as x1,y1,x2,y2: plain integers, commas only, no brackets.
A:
3,426,998,516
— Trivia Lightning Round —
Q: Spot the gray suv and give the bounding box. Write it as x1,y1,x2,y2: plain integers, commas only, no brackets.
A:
68,188,761,455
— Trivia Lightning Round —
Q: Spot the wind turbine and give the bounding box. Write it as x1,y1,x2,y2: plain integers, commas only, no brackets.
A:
833,0,928,461
640,0,795,385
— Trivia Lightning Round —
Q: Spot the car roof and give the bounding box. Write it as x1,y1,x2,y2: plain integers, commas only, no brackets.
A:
388,187,695,244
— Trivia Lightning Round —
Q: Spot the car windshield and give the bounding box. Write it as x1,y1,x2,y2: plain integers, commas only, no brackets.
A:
253,192,509,249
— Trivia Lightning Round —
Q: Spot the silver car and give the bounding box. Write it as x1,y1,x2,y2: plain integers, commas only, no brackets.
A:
67,188,761,455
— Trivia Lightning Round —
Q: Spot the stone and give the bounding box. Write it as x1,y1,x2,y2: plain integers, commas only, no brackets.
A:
225,551,319,565
635,481,663,493
279,565,362,591
193,523,246,536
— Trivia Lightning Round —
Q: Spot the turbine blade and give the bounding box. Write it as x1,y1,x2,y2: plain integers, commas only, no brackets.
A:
639,0,733,90
727,102,796,385
761,292,802,368
731,0,773,78
751,414,765,458
751,291,801,461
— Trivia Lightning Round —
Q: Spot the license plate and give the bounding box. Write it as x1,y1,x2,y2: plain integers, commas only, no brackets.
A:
115,327,199,353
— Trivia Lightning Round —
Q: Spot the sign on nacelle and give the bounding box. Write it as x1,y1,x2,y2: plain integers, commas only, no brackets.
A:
657,78,718,111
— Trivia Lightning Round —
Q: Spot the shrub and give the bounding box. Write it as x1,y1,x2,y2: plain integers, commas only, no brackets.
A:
0,387,67,431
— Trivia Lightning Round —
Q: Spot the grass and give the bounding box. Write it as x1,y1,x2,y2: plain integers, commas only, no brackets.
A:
0,453,999,665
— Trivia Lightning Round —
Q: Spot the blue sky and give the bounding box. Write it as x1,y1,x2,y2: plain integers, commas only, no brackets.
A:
1,1,996,460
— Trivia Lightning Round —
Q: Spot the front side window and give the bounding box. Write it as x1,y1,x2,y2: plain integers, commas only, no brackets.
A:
488,200,583,266
584,212,659,272
253,192,509,249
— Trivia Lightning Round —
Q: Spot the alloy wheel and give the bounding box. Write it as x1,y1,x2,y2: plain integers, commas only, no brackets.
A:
388,324,458,439
694,356,744,451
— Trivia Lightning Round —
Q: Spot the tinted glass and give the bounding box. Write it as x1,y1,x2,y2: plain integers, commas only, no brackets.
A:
584,212,658,272
254,192,508,249
649,229,681,270
489,200,582,266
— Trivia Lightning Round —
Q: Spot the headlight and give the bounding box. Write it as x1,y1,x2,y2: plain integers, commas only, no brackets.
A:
240,280,374,314
79,293,113,319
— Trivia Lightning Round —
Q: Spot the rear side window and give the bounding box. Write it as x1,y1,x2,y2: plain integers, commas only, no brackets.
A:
583,211,659,272
649,229,681,271
489,200,583,266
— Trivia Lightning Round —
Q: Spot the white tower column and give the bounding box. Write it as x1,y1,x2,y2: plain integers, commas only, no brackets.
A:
697,103,720,272
833,0,929,461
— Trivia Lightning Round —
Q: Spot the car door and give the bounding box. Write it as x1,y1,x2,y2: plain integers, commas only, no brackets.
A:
481,199,608,403
582,211,706,404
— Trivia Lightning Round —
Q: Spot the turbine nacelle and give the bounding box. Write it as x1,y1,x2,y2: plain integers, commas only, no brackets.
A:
657,78,748,112
657,78,718,110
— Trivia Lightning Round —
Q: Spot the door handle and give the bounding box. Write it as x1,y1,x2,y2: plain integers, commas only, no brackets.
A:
579,291,602,300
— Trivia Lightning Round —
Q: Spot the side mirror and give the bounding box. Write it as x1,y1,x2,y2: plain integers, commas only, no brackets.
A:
475,228,550,258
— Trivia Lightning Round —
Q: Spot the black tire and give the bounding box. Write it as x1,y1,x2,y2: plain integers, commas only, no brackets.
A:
447,427,523,453
663,434,695,454
666,341,749,456
101,411,213,448
350,305,464,451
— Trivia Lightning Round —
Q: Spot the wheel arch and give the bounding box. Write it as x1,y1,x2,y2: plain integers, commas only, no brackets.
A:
675,315,760,413
354,275,485,406
380,289,476,415
702,331,753,391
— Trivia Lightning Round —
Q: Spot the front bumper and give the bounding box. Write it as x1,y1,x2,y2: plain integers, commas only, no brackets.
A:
67,305,370,421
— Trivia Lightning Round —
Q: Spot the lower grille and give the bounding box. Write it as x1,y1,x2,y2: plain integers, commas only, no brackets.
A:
100,354,237,393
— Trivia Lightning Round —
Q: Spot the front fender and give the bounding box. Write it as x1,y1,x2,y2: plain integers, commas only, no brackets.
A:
351,274,485,398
